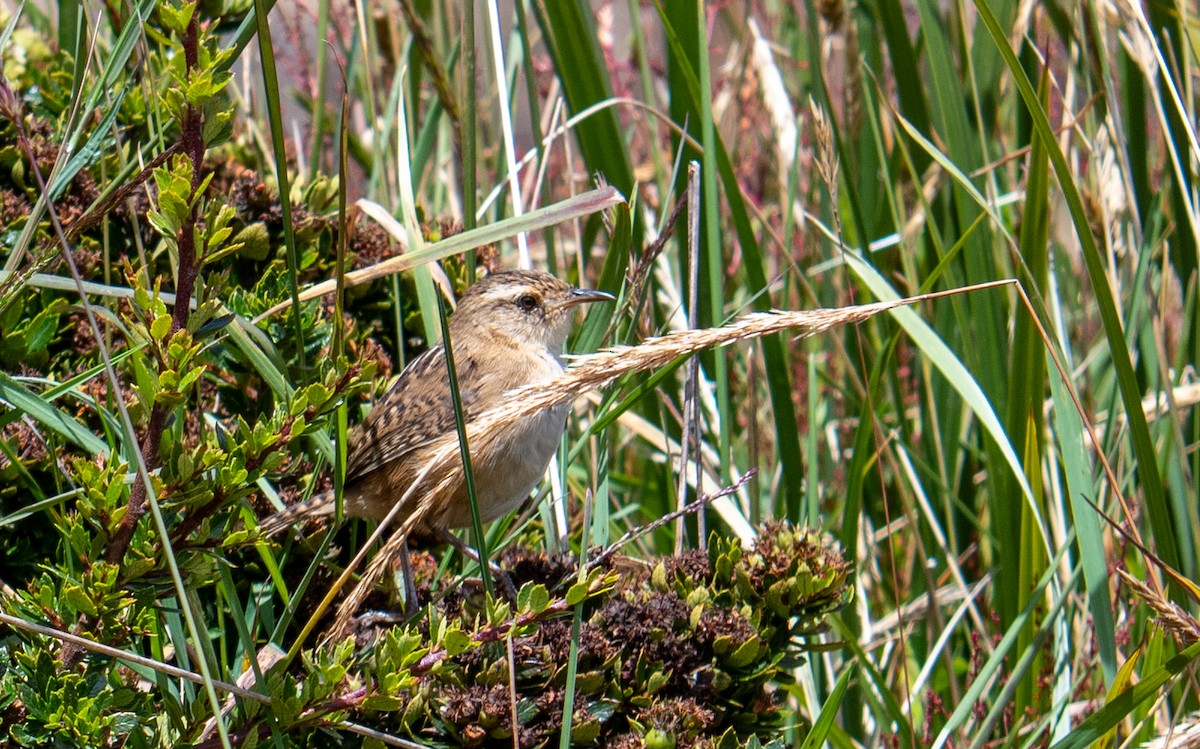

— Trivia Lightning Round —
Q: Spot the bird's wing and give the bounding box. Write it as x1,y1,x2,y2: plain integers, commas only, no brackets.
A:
345,344,483,481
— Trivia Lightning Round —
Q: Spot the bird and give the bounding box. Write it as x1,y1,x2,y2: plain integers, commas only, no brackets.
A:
260,269,614,562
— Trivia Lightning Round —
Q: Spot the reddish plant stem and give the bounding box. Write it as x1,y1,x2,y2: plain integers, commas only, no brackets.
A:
104,8,205,567
172,12,206,335
58,4,208,670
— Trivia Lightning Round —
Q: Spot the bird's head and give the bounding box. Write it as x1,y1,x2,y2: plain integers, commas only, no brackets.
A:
450,270,615,355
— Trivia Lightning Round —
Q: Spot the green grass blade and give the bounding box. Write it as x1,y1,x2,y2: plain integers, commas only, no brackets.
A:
932,538,1075,748
47,89,129,200
969,0,1181,589
252,0,307,378
800,665,856,749
1048,366,1116,683
575,202,629,354
834,619,915,749
1008,72,1053,713
5,0,155,274
462,0,478,262
305,0,331,182
0,371,109,456
844,254,1048,548
533,0,635,196
655,6,805,513
1049,639,1200,749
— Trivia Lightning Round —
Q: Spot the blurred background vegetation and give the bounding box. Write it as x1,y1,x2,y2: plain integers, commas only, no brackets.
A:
0,0,1197,746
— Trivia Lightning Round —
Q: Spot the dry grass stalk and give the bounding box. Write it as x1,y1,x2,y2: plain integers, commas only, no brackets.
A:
1140,714,1200,749
324,283,1014,637
747,18,799,177
1119,569,1200,647
251,187,623,323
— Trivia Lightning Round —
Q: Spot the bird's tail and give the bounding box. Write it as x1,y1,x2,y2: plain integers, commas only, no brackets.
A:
258,490,337,537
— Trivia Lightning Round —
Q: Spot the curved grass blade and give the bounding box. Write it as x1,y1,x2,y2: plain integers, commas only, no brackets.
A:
1048,639,1200,749
0,371,109,456
254,187,624,321
969,0,1181,585
844,252,1050,550
799,665,856,749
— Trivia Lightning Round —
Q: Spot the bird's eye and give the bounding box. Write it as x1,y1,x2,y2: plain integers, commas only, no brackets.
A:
516,294,539,312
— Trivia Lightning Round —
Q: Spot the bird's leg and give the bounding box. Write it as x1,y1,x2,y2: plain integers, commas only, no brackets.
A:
399,540,420,619
434,527,518,601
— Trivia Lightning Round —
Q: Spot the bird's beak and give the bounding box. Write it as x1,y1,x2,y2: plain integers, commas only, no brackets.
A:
562,287,616,308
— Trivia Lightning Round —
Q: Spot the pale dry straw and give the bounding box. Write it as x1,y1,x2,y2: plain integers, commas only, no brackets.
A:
748,18,799,178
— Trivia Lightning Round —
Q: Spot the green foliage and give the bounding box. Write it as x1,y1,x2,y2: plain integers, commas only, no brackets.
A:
0,293,66,369
0,6,376,746
1,646,153,748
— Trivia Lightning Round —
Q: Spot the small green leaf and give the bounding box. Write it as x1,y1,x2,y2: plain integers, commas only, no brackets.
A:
304,382,330,408
651,562,668,591
158,3,196,35
571,715,601,744
150,313,172,342
565,581,590,607
645,669,670,694
23,300,66,353
724,636,763,669
518,583,550,614
63,584,96,616
232,222,271,261
442,628,471,657
645,728,677,749
196,313,235,338
104,473,125,509
362,694,404,711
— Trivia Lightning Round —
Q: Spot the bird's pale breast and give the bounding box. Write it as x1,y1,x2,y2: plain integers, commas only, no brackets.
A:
351,344,569,532
437,348,567,528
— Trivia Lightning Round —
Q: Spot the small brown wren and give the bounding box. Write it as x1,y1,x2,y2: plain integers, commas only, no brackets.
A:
261,269,614,540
